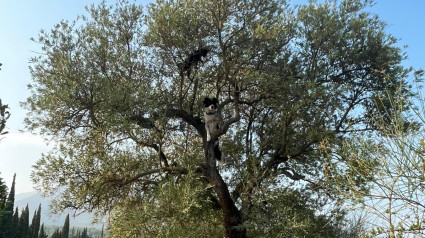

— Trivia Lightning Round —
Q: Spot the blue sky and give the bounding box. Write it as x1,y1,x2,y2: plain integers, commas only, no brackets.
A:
0,0,424,194
369,1,425,69
0,1,99,194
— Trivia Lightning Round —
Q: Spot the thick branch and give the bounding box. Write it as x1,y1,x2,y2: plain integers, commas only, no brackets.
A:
165,108,205,136
129,108,205,137
103,166,188,187
128,114,155,129
202,161,245,238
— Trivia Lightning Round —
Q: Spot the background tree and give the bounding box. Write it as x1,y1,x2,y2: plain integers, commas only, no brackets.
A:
11,207,19,238
0,99,10,137
0,61,10,138
50,230,61,238
0,177,48,238
80,228,88,238
0,64,11,226
38,223,47,238
18,205,30,238
0,174,16,238
29,204,41,238
26,0,414,237
0,175,7,212
62,214,70,238
340,78,425,237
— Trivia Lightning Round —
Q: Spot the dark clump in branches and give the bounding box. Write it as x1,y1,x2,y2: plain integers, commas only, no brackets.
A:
180,47,209,78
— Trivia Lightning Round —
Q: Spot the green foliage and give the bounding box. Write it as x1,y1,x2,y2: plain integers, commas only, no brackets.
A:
0,174,85,238
29,204,42,238
11,208,19,236
38,224,47,238
108,171,224,237
50,229,61,238
0,175,7,211
0,62,10,138
0,174,15,238
245,188,346,238
80,228,88,238
49,226,96,238
341,83,425,237
62,214,70,238
0,99,10,136
18,205,30,238
24,0,415,236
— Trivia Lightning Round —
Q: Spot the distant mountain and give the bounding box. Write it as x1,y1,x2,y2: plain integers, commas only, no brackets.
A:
15,191,106,229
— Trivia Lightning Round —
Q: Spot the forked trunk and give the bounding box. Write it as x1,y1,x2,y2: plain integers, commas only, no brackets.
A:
204,140,246,238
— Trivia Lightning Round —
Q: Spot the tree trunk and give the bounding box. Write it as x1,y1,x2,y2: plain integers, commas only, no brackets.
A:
204,140,246,238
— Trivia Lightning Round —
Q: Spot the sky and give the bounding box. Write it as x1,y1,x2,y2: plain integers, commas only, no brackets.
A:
0,0,424,195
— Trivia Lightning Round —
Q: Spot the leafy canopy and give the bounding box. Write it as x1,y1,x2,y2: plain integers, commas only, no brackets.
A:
25,0,414,236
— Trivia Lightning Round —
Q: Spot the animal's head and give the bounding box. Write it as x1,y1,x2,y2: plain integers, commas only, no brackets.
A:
203,97,218,114
197,48,209,57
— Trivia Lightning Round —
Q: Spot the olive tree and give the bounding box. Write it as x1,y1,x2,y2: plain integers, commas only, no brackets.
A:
25,0,414,237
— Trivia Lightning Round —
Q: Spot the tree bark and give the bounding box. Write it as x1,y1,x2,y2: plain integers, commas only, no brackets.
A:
204,140,246,238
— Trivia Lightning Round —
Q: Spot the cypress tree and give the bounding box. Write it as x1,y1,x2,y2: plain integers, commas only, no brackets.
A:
0,175,7,211
29,204,41,238
81,228,88,238
62,214,70,238
11,207,19,238
34,204,41,238
70,227,75,238
29,210,36,238
4,174,15,213
50,229,61,238
18,205,30,238
38,223,47,238
0,174,16,238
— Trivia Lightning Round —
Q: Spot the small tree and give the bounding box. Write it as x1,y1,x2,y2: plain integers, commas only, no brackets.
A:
0,62,10,139
62,214,70,238
0,174,16,238
0,175,7,211
29,204,41,238
11,207,19,238
38,223,47,238
0,99,10,137
81,228,88,238
50,229,61,238
341,76,425,237
18,205,30,238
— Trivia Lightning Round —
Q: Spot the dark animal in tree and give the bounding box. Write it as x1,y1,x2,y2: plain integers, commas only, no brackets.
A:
181,48,209,77
203,97,222,161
